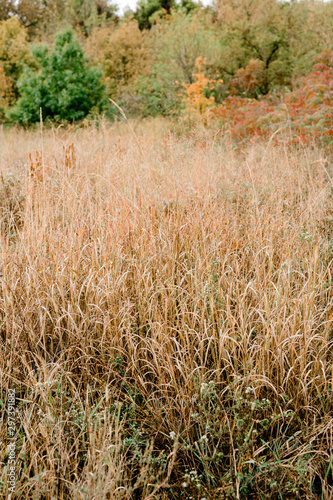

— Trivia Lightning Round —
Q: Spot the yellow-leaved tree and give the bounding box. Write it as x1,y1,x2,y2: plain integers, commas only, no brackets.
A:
0,16,31,116
86,19,150,101
0,65,12,119
182,56,222,125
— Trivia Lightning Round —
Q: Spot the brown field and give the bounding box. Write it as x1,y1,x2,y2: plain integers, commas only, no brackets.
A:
0,121,332,499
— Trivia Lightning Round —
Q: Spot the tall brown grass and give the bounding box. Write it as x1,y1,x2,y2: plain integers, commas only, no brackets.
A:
0,121,332,499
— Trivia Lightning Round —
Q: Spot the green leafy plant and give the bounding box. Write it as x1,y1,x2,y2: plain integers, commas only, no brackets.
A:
7,27,105,124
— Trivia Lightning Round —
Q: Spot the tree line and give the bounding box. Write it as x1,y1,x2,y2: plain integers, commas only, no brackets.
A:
0,0,332,124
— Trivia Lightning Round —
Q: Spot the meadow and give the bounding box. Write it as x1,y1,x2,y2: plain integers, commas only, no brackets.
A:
0,121,333,499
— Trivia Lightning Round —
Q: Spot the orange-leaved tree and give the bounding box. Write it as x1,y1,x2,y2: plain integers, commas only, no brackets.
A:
182,56,222,124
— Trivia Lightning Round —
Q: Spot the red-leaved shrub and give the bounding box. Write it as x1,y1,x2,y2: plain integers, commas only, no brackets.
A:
212,51,333,149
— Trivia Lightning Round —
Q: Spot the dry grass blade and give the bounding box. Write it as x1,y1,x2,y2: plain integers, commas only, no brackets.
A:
0,122,332,499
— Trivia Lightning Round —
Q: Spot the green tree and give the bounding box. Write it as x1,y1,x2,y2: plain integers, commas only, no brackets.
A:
134,0,174,30
214,0,297,95
67,0,118,35
296,0,333,76
213,0,330,97
8,27,105,124
134,9,222,115
133,0,202,30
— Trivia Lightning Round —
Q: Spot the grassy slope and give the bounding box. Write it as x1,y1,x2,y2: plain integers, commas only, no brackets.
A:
0,121,332,499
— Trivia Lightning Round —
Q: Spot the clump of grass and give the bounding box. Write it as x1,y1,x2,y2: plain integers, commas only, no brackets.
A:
0,171,25,240
0,123,332,499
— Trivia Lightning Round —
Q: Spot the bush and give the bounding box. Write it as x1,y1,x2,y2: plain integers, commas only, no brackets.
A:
7,27,105,124
211,50,333,150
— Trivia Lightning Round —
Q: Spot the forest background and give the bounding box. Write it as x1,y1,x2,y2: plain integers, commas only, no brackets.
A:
0,0,332,147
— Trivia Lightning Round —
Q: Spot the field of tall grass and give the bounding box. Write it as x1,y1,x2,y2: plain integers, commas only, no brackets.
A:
0,120,333,499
